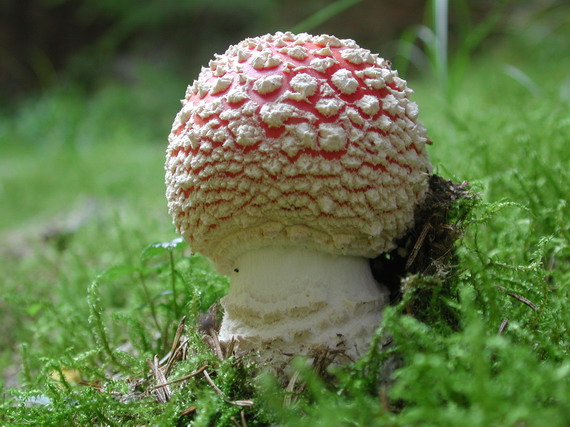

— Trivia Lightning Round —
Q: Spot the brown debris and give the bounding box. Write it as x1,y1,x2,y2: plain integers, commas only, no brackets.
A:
371,174,475,305
311,347,345,377
161,316,189,377
203,326,242,361
146,365,208,393
201,304,244,361
498,318,509,335
199,303,222,333
495,285,539,311
147,355,171,403
203,369,224,396
180,406,197,416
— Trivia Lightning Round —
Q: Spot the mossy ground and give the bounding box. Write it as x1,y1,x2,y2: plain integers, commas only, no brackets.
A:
1,10,570,426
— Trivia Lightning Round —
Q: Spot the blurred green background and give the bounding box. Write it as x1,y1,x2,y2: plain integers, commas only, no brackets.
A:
0,0,431,101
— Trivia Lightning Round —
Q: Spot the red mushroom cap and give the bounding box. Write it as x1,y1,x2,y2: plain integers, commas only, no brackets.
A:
165,32,432,273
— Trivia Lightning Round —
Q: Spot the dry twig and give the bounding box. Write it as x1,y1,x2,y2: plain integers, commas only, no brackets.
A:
203,369,224,396
495,286,539,310
498,318,509,335
146,365,208,392
147,355,171,403
202,369,254,407
180,406,197,416
209,328,225,360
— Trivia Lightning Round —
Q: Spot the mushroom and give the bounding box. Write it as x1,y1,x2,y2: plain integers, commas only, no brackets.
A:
165,32,432,367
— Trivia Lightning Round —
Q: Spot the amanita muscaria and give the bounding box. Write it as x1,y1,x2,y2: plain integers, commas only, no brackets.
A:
165,32,432,366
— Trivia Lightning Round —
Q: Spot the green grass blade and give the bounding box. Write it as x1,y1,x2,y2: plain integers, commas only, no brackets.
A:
291,0,363,33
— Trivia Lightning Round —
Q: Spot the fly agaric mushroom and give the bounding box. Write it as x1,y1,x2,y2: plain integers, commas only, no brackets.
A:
165,32,432,366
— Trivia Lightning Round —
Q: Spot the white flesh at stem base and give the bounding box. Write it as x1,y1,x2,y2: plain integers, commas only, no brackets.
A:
218,246,389,366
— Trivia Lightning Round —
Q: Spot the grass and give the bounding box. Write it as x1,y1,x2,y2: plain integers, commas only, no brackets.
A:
1,6,570,425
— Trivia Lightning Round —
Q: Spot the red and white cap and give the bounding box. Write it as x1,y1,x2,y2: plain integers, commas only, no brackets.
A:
165,32,432,274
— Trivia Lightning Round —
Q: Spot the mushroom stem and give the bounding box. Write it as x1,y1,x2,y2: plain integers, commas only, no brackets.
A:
219,247,389,364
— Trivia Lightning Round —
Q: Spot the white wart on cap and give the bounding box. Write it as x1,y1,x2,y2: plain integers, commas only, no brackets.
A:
165,32,432,367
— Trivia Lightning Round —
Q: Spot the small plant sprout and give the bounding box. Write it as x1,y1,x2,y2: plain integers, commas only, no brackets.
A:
165,32,432,368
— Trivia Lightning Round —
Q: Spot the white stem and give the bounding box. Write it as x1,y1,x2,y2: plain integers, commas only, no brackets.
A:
219,247,388,364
